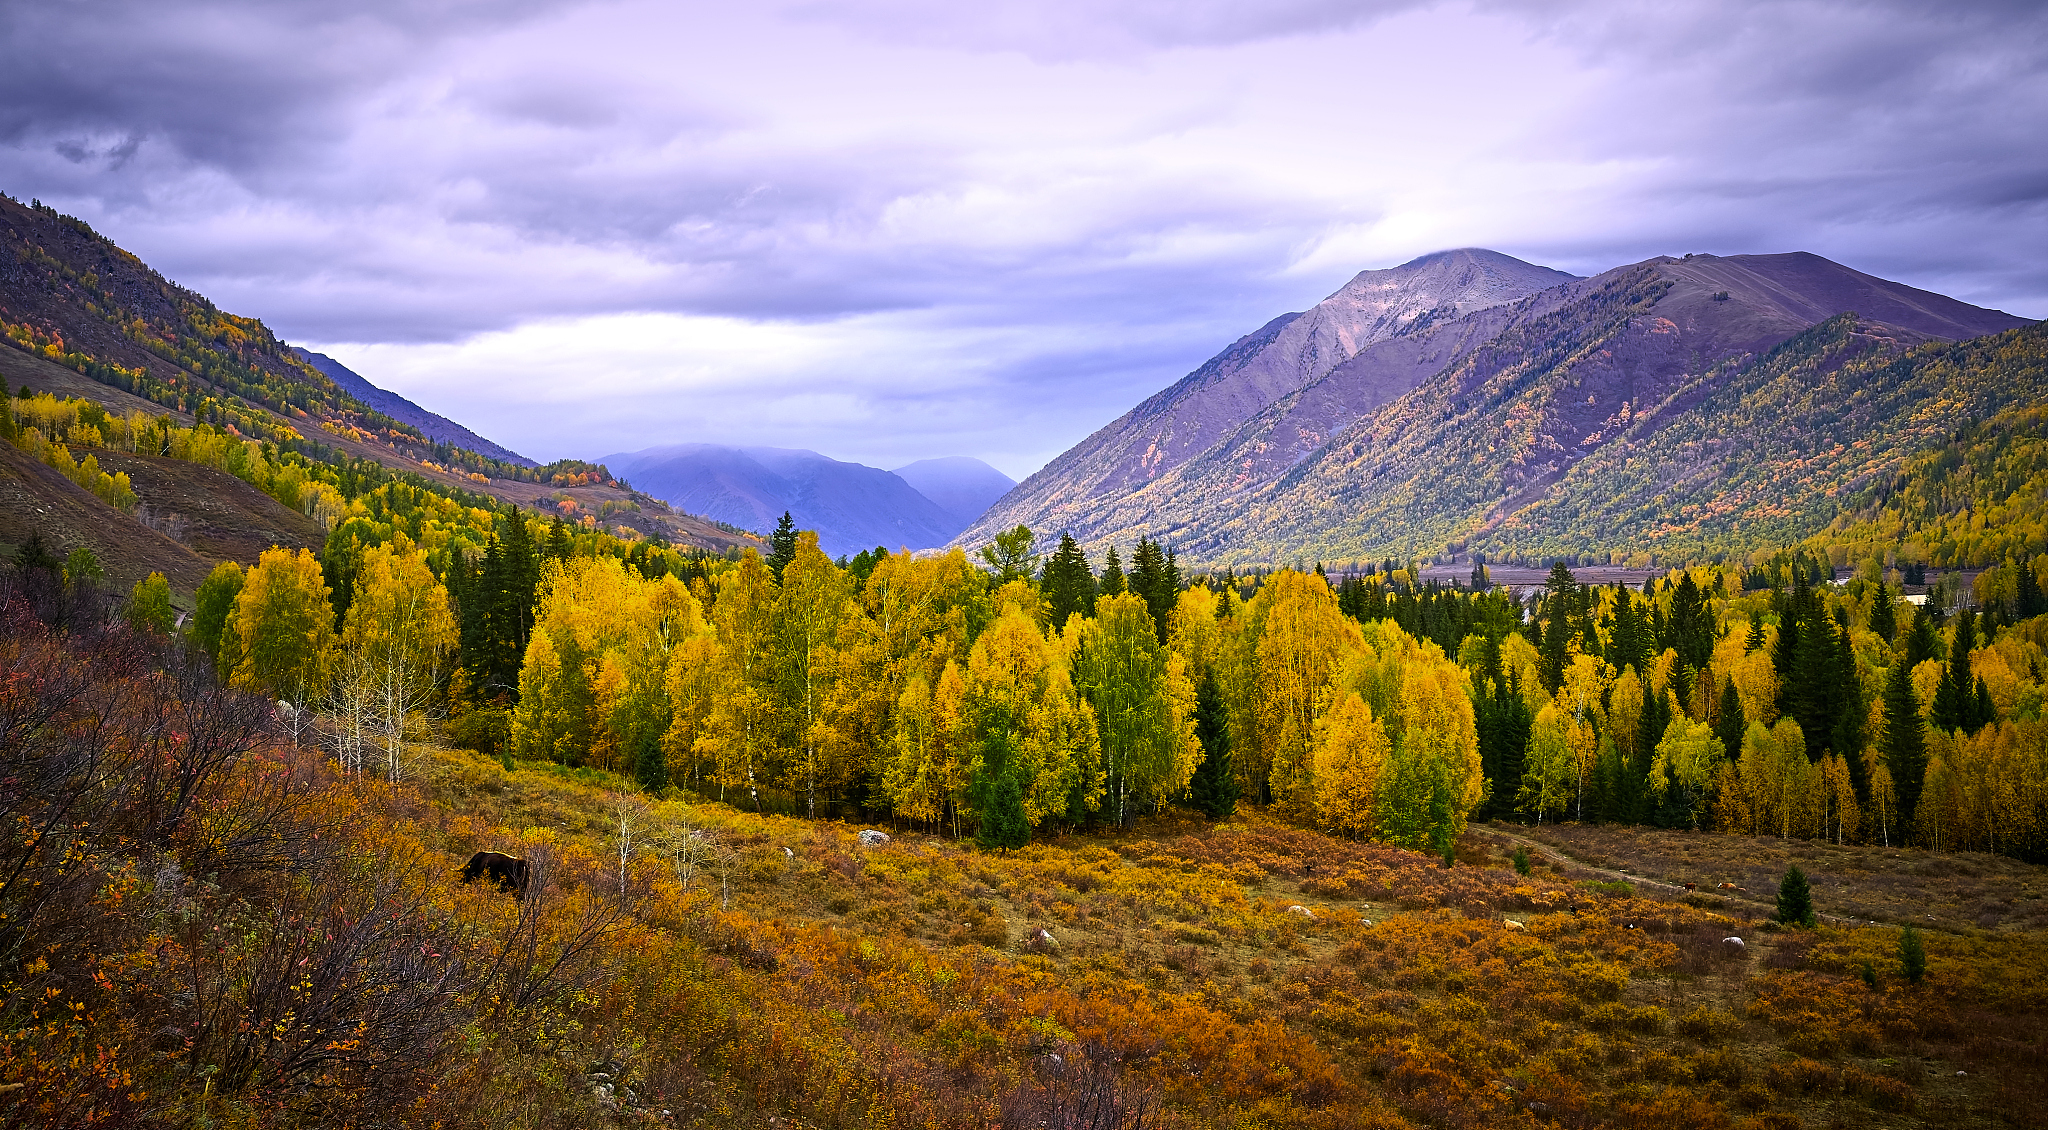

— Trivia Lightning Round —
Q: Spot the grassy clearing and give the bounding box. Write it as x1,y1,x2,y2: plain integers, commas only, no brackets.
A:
392,744,2048,1128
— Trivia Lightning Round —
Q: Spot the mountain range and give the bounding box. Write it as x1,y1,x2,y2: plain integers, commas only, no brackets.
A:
290,347,534,468
960,248,2037,565
599,445,1015,558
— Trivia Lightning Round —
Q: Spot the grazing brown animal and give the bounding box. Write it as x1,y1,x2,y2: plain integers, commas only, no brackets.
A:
461,851,530,896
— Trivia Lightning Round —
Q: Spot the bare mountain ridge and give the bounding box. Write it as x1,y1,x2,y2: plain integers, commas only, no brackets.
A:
291,348,534,468
968,249,2033,564
960,248,1578,547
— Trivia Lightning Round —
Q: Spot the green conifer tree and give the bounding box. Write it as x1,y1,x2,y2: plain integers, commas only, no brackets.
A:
1040,533,1097,627
1931,608,1978,733
1881,658,1928,835
974,766,1030,852
1904,607,1940,670
1187,671,1239,818
1098,546,1127,597
767,511,798,579
1715,681,1746,761
1899,924,1926,984
2017,560,2046,621
1776,864,1816,928
1869,583,1897,643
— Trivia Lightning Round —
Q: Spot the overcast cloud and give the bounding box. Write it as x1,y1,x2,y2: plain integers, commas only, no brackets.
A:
3,0,2043,475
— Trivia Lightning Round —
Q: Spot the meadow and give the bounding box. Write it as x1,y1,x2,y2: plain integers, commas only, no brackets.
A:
7,579,2041,1130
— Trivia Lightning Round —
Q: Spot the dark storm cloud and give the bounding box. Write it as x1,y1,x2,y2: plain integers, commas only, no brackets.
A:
0,0,2041,471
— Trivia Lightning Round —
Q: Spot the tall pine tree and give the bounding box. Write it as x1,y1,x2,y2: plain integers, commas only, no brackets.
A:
1040,533,1098,627
1869,583,1897,643
1881,658,1928,834
767,511,798,580
1099,546,1127,597
1187,671,1238,818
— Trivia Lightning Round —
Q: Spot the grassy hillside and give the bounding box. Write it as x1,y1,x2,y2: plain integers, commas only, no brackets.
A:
7,590,2041,1129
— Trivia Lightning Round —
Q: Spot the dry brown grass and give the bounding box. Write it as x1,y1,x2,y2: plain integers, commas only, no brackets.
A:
1501,822,2048,933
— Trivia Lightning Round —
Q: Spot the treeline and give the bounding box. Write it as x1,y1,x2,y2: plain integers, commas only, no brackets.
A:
139,490,2048,861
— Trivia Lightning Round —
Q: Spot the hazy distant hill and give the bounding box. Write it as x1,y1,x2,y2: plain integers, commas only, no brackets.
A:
601,444,974,557
966,249,2034,566
892,456,1015,531
291,348,533,468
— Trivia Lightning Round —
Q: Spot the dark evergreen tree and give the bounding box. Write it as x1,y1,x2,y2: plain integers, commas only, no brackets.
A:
1899,924,1926,984
1669,574,1715,671
1483,669,1534,820
1904,607,1940,670
1775,864,1816,928
1715,681,1746,761
1881,658,1928,836
1187,671,1238,818
1931,608,1979,733
1744,611,1766,653
2017,560,2046,621
1974,676,1997,733
1609,594,1649,675
1039,533,1097,628
1537,562,1579,694
1869,583,1898,643
767,511,798,580
1831,607,1868,793
547,515,573,561
974,765,1030,852
1129,537,1176,642
1098,546,1127,597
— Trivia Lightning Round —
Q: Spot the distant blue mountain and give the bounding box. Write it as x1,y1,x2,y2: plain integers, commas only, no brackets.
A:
291,348,534,468
892,456,1015,531
600,444,999,557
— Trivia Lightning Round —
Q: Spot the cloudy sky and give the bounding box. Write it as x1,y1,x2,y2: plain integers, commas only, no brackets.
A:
4,0,2043,477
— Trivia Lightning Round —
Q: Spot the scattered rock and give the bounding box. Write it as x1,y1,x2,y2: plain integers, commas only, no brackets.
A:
1286,905,1316,919
857,829,891,847
783,846,795,860
1723,936,1746,953
1031,927,1058,950
1361,919,1373,927
1956,1070,1968,1077
1505,920,1526,931
1527,1101,1549,1114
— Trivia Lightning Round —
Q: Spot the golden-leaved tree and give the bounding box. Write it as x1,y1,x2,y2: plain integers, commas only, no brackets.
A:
230,547,334,706
337,534,457,780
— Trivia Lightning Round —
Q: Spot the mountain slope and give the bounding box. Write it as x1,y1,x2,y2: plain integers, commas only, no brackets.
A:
1080,252,2033,565
961,248,1579,546
601,444,964,557
892,456,1015,530
291,348,534,468
0,192,754,566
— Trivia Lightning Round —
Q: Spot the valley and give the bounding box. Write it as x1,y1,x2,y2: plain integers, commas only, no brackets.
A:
4,193,2047,1130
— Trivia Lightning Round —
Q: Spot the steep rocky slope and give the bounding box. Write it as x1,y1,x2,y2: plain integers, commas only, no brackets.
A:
1058,252,2033,565
959,248,1578,547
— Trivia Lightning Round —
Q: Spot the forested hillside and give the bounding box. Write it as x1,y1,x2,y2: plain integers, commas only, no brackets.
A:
0,194,757,591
